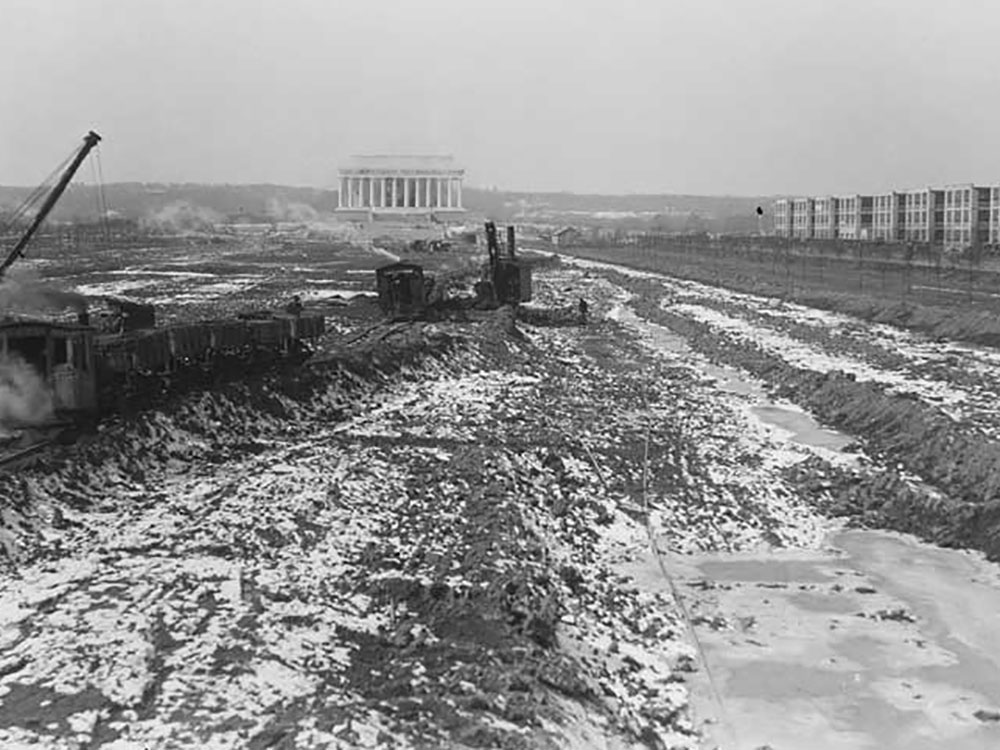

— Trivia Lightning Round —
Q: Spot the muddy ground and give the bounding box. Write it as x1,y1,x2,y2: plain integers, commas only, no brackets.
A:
2,243,1000,748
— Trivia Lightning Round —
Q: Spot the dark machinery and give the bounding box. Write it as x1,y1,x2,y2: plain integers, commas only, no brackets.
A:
476,222,532,307
375,222,531,319
98,296,157,333
0,132,326,433
375,262,429,319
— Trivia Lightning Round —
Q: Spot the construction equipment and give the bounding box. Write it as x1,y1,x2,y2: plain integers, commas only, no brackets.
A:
375,262,429,319
0,131,103,280
374,222,531,319
476,221,532,307
99,296,156,333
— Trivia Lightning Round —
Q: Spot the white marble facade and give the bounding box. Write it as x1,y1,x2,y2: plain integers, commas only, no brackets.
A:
337,155,464,213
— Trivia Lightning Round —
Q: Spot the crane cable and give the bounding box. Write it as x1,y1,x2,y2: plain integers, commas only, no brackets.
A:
94,145,112,246
0,147,78,237
89,144,112,247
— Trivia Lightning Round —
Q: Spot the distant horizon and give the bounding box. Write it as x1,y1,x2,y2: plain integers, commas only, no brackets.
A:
5,1,997,196
0,179,777,201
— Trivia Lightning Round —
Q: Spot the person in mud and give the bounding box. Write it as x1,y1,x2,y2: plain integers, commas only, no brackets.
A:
578,297,589,324
285,295,304,317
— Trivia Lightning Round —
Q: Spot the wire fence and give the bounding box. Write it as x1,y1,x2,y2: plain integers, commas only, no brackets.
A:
565,234,1000,312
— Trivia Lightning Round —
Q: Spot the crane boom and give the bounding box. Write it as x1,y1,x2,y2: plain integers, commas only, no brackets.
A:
0,130,103,279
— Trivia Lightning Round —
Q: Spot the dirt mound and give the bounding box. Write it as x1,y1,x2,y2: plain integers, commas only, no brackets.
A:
613,274,1000,562
0,314,515,564
517,304,582,327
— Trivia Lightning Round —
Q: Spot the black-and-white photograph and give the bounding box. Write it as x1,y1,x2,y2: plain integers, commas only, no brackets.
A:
2,1,1000,748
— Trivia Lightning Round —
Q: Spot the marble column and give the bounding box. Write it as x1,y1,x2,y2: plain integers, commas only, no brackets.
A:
338,178,345,208
436,178,442,208
446,179,453,209
403,177,410,208
456,181,462,209
368,178,375,208
380,178,386,208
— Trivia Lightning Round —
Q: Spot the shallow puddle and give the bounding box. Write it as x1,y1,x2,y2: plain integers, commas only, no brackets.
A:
751,404,854,451
608,302,854,453
626,531,1000,749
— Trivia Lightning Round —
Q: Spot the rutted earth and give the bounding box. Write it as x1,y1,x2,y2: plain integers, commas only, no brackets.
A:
1,255,1000,748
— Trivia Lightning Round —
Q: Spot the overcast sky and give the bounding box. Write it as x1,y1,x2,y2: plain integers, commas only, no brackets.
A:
1,0,998,195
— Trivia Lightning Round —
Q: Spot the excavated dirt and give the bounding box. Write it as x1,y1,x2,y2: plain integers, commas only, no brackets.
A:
565,246,1000,348
581,264,1000,564
4,245,1000,749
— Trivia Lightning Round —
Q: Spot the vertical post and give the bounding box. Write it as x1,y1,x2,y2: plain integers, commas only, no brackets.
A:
380,178,386,208
437,178,442,208
338,177,345,209
858,244,864,292
404,177,410,208
456,181,463,209
369,178,375,208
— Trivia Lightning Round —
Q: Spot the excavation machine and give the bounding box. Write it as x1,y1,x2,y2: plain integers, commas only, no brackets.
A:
0,131,325,471
375,221,531,319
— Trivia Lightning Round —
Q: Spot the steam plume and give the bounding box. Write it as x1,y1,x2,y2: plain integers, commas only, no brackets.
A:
266,199,320,223
140,202,222,234
0,353,54,428
0,270,88,314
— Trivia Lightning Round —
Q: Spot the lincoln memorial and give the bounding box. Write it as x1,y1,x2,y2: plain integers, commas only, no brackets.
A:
336,155,465,215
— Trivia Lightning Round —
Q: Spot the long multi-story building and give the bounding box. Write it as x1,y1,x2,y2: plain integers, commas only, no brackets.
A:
774,183,1000,246
942,184,990,250
792,197,814,239
902,188,944,244
991,186,1000,245
813,197,837,239
872,192,905,242
834,195,873,240
774,198,792,237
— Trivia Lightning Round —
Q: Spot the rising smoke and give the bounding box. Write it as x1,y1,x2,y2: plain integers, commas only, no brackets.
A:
0,353,54,428
140,201,222,234
0,269,88,315
266,198,320,223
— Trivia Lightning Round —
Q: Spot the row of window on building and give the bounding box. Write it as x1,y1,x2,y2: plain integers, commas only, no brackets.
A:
774,185,1000,248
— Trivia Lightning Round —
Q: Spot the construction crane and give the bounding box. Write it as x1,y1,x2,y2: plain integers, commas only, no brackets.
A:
0,130,103,280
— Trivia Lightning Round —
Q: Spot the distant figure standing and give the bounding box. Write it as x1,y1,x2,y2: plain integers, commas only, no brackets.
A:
578,297,589,324
285,295,304,317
